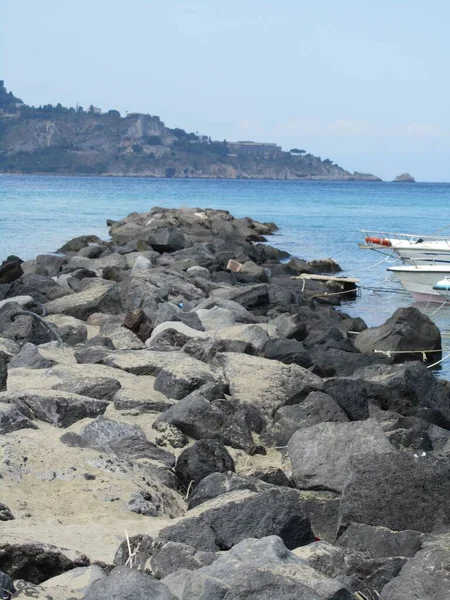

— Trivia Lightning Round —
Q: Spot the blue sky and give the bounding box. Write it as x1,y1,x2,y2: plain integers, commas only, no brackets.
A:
2,0,449,181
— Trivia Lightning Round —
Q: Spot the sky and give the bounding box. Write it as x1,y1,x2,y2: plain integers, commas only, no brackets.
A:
2,0,449,181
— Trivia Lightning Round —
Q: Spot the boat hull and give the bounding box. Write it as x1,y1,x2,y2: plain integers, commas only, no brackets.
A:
387,266,450,303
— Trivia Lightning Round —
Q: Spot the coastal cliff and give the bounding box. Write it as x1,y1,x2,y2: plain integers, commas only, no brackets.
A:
0,81,381,180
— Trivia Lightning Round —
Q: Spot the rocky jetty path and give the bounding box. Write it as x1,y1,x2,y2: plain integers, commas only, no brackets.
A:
0,207,448,599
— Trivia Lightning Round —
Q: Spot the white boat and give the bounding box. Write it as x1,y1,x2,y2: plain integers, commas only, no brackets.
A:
433,278,450,301
360,230,450,264
387,264,450,303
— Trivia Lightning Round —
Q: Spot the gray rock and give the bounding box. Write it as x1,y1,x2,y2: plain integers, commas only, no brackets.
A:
296,490,341,543
193,297,265,324
150,541,216,579
61,417,175,466
99,320,145,350
53,375,121,401
210,283,270,309
153,422,189,449
128,490,159,517
74,345,110,365
9,343,54,369
288,419,395,493
57,323,88,345
0,503,14,521
154,392,253,451
263,338,312,368
0,402,36,434
44,282,121,320
0,302,54,346
195,306,236,331
79,244,104,259
153,302,203,331
354,306,441,362
40,565,106,599
323,376,387,421
186,266,211,279
0,390,108,428
0,350,6,391
6,274,68,303
339,452,450,533
337,523,424,558
217,352,323,417
0,537,89,585
158,488,314,552
153,360,225,400
262,391,349,446
0,569,15,599
82,566,177,600
147,227,186,253
175,440,235,490
380,538,450,599
187,471,272,510
113,534,154,571
162,536,353,600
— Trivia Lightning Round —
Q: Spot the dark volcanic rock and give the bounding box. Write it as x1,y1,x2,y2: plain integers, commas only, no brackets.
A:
0,538,89,585
288,419,395,493
0,390,108,428
9,342,54,369
0,569,15,599
0,350,6,391
150,540,217,579
154,391,253,451
175,439,235,489
339,452,450,533
0,503,14,522
354,306,441,362
162,536,353,600
0,256,23,284
337,523,424,558
0,402,37,434
83,565,177,600
262,391,349,446
262,338,312,368
187,471,272,510
6,273,69,303
61,417,174,466
113,534,154,571
0,302,54,346
380,539,450,599
158,488,314,552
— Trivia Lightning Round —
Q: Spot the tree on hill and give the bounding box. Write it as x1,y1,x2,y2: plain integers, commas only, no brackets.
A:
290,148,306,155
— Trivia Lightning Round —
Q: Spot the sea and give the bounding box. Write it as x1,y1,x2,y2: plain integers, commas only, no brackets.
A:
2,175,450,376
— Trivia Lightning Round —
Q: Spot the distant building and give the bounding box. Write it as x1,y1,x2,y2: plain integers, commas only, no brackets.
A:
227,141,283,159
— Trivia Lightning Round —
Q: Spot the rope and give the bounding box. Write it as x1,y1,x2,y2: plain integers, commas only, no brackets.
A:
373,348,442,362
427,352,450,369
10,310,64,345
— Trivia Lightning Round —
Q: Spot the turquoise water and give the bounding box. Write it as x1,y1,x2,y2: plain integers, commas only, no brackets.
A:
2,175,450,373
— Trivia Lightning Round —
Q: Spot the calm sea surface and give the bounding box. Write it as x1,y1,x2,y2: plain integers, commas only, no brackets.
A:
2,175,450,374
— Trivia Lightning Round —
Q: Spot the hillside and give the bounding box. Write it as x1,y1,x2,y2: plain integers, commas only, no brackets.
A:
0,82,381,180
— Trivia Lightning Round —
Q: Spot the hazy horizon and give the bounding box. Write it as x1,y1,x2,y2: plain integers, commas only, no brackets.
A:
2,0,449,182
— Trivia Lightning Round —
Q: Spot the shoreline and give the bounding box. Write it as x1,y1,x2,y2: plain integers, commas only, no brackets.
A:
0,206,448,597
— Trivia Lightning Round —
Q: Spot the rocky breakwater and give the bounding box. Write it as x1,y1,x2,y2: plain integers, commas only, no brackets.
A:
0,206,448,599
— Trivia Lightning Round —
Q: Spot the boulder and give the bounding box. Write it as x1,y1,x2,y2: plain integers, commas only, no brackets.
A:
0,503,14,521
0,401,37,434
337,523,424,559
0,350,6,391
83,565,177,600
113,534,154,571
263,338,312,369
0,570,15,599
193,297,265,324
154,392,254,451
99,320,146,350
354,307,441,362
58,234,101,253
6,274,69,303
187,471,272,510
40,565,106,600
196,306,237,330
162,536,353,600
9,342,54,369
217,352,323,417
61,417,174,466
44,281,121,320
262,391,349,446
0,390,108,428
153,302,204,331
339,452,450,533
210,283,270,309
380,538,450,600
174,440,235,489
150,541,216,579
158,488,314,552
0,256,23,284
0,302,54,346
288,419,395,493
0,537,89,584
